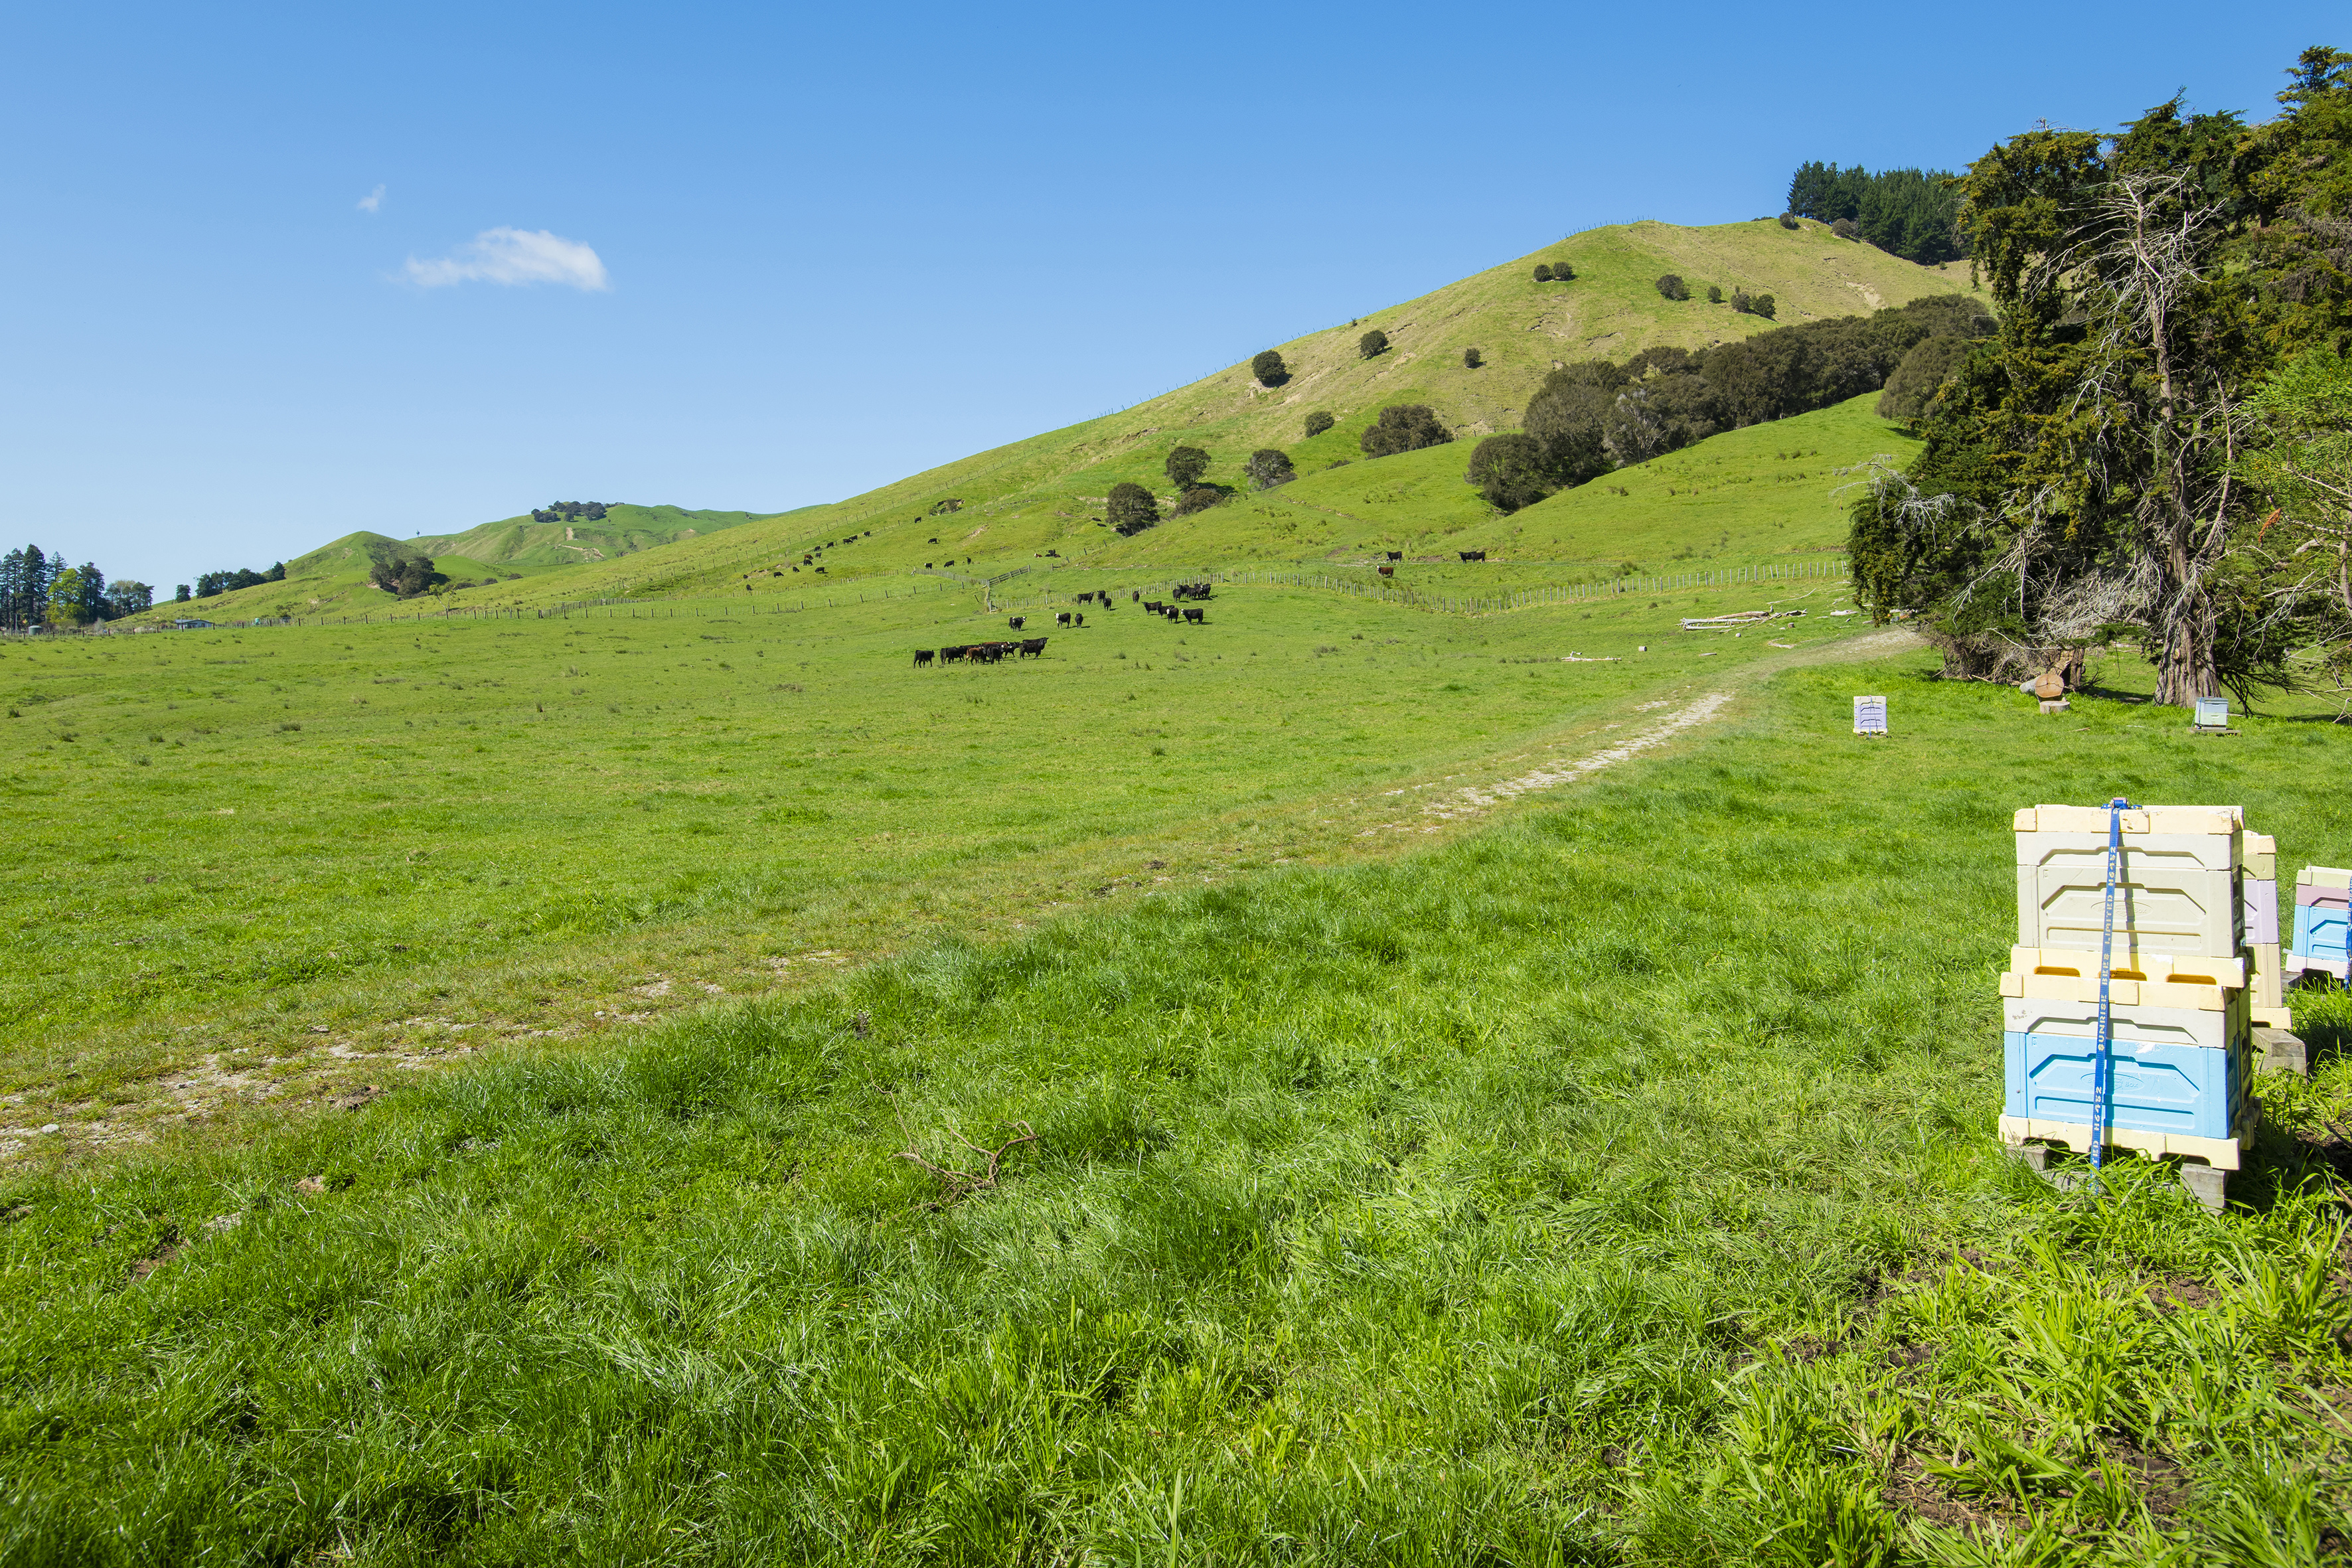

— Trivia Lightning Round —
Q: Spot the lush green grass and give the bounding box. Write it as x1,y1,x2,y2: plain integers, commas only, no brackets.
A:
5,649,2347,1564
5,574,1842,1141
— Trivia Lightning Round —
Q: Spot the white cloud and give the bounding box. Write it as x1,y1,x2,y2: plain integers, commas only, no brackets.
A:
404,228,610,291
357,185,384,213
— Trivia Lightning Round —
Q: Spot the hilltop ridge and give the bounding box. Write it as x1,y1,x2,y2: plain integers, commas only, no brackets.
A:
159,218,1982,622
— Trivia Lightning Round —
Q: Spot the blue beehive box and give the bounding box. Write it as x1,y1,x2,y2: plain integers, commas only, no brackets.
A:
2293,900,2348,961
2003,1032,2249,1142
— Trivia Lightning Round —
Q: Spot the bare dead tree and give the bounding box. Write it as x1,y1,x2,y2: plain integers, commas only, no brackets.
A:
2029,169,2239,705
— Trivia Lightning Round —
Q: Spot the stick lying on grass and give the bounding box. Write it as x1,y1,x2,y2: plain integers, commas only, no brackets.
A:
894,1108,1038,1208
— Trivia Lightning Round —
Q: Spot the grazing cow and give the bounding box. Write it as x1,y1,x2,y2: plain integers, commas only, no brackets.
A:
1164,607,1180,621
913,649,936,666
1056,611,1071,627
1378,564,1394,577
1183,607,1204,623
1131,590,1140,601
1008,615,1025,630
1459,550,1486,562
1072,612,1083,627
1385,550,1402,561
939,645,965,663
1144,600,1161,612
1019,637,1048,658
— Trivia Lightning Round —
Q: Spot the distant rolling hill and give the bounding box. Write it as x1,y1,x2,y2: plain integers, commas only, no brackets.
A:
153,505,813,622
156,217,1985,623
416,218,1983,607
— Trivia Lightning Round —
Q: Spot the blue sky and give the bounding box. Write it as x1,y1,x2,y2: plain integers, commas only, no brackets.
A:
2,2,2340,590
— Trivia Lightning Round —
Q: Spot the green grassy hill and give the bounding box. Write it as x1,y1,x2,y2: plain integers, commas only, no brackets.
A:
406,503,791,571
144,507,809,625
385,219,1982,610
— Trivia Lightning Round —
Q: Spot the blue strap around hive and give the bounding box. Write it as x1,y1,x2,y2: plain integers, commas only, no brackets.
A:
2089,797,2134,1188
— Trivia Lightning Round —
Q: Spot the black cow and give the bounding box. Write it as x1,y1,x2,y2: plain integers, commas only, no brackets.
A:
1131,590,1140,601
1008,615,1025,630
1182,607,1204,623
940,645,967,663
1018,637,1048,658
1056,611,1071,627
1163,607,1180,620
1071,612,1083,627
1459,550,1486,562
913,649,935,666
1385,550,1402,561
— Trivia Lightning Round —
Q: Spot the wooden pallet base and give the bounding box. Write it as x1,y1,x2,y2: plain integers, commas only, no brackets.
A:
1999,1101,2258,1172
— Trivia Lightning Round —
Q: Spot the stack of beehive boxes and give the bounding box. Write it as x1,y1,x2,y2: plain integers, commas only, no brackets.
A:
2244,832,2291,1028
2001,805,2257,1200
2290,866,2350,983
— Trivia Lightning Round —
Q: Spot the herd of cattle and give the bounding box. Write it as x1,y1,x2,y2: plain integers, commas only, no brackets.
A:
912,584,1215,666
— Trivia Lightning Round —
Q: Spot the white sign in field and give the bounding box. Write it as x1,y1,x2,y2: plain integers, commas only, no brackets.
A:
1853,695,1889,736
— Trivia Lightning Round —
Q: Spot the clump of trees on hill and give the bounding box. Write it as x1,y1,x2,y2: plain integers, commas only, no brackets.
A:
1,546,152,626
1358,329,1389,358
1250,351,1289,386
532,501,609,524
1164,445,1209,488
1361,405,1452,458
1107,482,1160,536
1459,293,1993,512
1654,275,1689,301
365,541,447,599
1848,46,2352,707
1304,411,1334,438
1532,262,1574,281
1462,347,1483,368
195,563,285,598
1786,162,1967,264
1245,449,1296,490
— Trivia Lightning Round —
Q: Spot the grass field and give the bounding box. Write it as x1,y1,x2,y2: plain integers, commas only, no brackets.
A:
5,633,2349,1564
5,571,1855,1150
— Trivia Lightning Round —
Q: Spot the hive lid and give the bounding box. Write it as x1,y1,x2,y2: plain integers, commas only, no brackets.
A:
2015,805,2239,836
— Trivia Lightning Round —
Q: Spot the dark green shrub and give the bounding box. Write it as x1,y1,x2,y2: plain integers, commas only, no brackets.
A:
1874,335,1974,424
1778,212,1800,229
1244,449,1296,490
1173,486,1225,516
1730,289,1753,314
1462,347,1482,369
1360,404,1450,458
1654,275,1688,301
1464,434,1551,512
1751,293,1776,319
1107,482,1160,536
1164,445,1209,488
1551,261,1575,279
1358,329,1389,358
1831,217,1860,240
1532,264,1552,281
1304,411,1335,438
1250,350,1288,386
1706,284,1724,304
